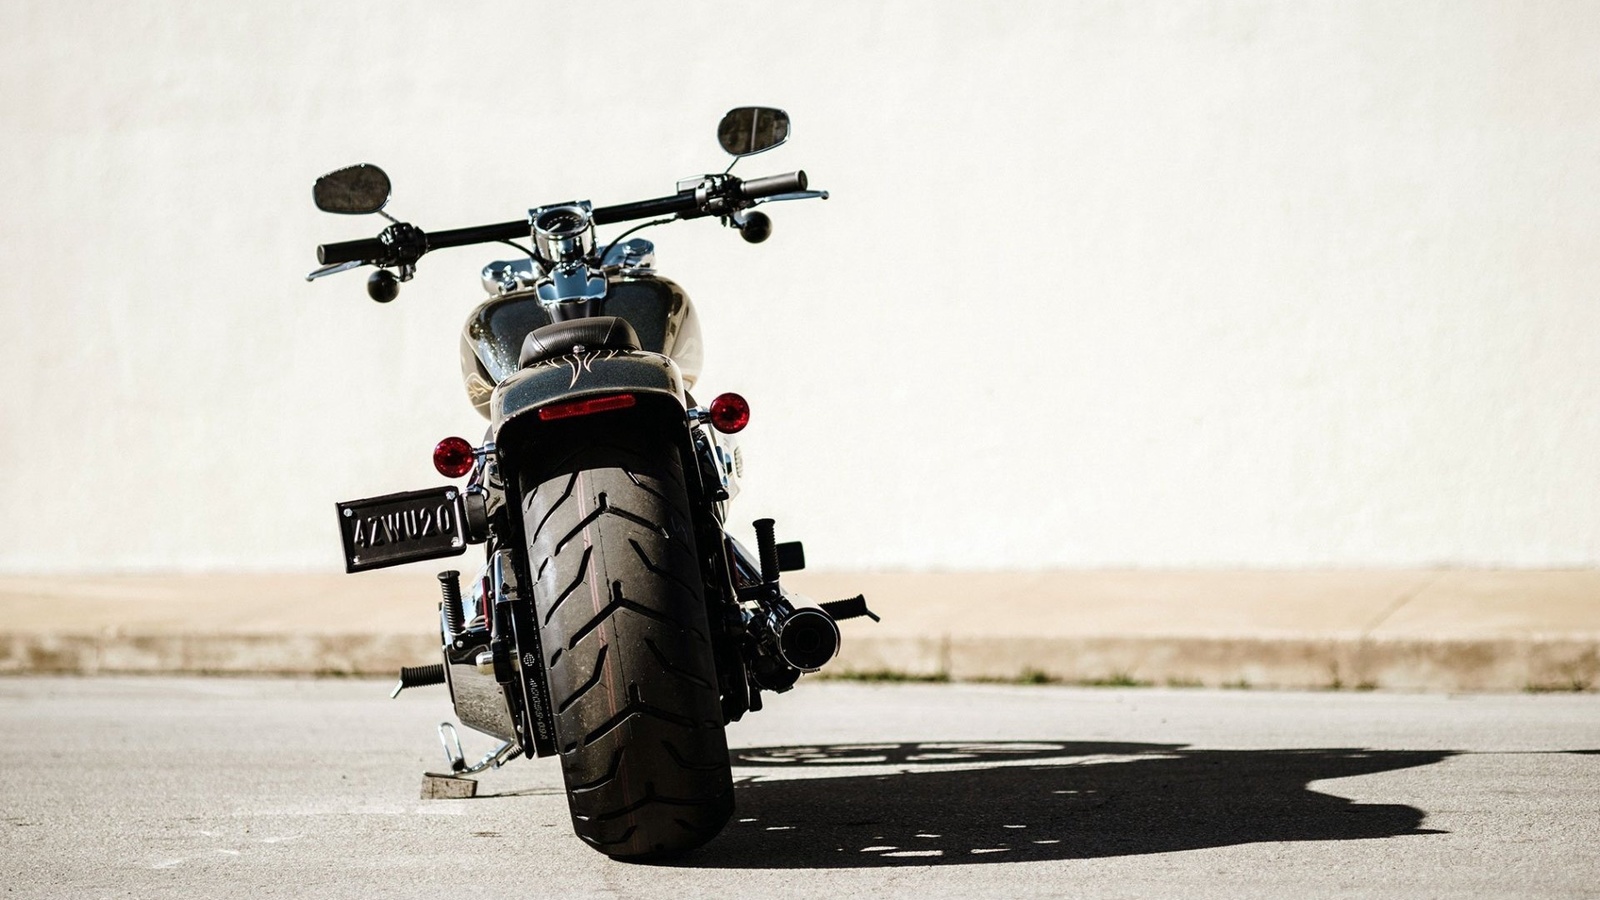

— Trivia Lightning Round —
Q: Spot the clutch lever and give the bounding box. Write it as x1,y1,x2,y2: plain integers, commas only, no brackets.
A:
754,189,830,205
306,260,363,282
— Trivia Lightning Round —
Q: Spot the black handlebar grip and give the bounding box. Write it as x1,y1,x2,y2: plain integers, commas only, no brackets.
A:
317,237,387,266
737,170,808,201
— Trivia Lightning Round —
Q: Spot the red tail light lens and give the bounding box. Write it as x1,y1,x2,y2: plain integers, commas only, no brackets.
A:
537,392,637,422
709,392,750,434
433,436,476,478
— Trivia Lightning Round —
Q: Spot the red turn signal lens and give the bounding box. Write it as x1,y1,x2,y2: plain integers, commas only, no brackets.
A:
709,392,750,434
433,436,476,478
537,392,637,422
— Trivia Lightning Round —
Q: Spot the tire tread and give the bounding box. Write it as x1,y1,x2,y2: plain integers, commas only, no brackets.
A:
520,425,732,858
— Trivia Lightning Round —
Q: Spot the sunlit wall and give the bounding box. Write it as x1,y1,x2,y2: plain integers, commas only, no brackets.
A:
2,1,1597,571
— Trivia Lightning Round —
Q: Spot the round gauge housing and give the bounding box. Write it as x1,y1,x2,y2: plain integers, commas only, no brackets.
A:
532,203,595,264
534,206,587,237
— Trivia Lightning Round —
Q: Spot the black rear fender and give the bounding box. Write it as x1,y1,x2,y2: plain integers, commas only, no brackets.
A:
490,350,687,449
489,349,715,540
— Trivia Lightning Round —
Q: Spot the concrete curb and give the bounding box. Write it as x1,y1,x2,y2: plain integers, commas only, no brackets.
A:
826,634,1600,692
4,632,1594,693
2,571,1596,691
0,632,438,677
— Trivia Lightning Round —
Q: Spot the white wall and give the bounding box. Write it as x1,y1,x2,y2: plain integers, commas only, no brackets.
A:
2,0,1597,572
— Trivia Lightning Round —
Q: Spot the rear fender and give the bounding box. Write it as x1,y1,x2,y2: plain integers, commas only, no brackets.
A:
489,349,687,443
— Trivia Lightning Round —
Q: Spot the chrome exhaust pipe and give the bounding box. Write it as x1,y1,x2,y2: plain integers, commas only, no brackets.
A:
774,607,840,672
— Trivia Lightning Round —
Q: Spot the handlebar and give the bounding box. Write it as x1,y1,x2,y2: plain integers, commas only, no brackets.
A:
315,170,810,267
317,236,387,266
592,191,699,226
737,170,807,200
318,219,529,266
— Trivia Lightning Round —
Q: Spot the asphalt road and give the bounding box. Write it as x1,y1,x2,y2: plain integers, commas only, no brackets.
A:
2,678,1597,899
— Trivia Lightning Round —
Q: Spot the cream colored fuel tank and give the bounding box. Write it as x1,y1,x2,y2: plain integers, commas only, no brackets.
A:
459,273,704,418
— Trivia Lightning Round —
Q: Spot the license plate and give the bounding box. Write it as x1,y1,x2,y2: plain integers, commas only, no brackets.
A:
336,487,468,573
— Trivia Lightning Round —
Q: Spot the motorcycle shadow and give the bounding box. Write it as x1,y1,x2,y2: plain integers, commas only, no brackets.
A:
674,741,1451,868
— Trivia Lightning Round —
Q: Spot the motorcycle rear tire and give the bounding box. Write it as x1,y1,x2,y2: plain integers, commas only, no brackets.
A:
519,425,733,858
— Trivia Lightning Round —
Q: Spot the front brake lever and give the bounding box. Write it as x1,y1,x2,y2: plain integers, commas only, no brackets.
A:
305,260,363,282
754,190,830,204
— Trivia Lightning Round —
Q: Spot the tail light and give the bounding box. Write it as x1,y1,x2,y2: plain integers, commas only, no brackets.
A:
537,392,638,421
709,392,750,434
433,437,476,478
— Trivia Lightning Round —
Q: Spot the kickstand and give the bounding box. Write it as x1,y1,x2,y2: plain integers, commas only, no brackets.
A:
421,723,523,800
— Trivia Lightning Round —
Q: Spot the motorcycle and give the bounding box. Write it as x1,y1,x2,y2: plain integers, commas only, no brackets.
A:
307,108,876,859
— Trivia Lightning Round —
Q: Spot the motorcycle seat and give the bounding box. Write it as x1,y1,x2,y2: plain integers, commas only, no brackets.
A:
519,316,642,368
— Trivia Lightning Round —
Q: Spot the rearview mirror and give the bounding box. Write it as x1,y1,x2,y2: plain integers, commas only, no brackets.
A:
717,107,790,158
313,164,392,215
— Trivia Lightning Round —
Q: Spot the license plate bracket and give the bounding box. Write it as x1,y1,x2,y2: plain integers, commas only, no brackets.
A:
336,486,469,573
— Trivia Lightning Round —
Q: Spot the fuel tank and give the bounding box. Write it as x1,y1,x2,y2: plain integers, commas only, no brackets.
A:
459,272,704,418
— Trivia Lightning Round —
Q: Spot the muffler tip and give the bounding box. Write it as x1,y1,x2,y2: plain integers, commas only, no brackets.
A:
777,608,841,672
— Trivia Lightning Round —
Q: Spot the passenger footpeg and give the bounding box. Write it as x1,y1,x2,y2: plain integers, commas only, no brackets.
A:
821,594,880,623
389,663,447,698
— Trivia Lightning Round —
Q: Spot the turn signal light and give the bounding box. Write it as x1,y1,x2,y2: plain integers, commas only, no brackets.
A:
537,392,638,421
709,392,750,434
433,436,476,478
